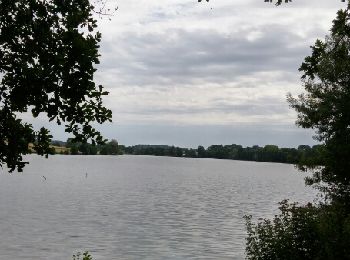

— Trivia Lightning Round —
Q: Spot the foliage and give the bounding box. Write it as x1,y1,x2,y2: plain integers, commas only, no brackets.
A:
65,138,119,155
99,139,119,155
0,0,112,172
246,3,350,260
72,251,93,260
120,143,323,164
245,201,350,260
122,145,185,157
288,3,350,199
263,0,292,5
197,145,206,158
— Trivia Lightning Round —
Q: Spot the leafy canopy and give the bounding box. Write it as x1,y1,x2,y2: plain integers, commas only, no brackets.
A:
288,2,350,199
246,3,350,259
245,200,350,260
0,0,112,172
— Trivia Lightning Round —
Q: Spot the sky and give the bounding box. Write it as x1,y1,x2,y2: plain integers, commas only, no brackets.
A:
30,0,345,148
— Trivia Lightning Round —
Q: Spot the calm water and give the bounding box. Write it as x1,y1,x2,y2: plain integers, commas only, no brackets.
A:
0,155,316,260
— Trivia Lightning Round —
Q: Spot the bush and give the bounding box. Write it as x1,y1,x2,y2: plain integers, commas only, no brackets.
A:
245,200,350,260
72,251,93,260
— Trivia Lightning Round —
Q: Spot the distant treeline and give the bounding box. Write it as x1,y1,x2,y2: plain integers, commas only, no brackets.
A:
119,144,324,165
48,140,323,165
50,139,120,155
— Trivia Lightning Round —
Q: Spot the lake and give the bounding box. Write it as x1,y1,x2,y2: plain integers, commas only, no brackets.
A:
0,155,317,260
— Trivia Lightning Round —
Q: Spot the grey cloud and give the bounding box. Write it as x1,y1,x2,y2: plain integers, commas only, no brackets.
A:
99,25,314,87
212,97,290,115
118,96,289,117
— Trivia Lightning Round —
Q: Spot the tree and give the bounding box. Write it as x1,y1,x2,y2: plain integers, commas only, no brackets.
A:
0,0,112,172
246,3,350,259
70,145,79,155
288,2,350,200
100,139,119,155
73,251,93,260
245,200,350,260
197,145,206,158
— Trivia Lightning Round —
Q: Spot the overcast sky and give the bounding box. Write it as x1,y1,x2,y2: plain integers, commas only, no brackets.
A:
35,0,345,148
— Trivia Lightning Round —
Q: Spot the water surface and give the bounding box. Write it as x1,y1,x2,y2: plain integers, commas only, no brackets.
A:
0,155,316,260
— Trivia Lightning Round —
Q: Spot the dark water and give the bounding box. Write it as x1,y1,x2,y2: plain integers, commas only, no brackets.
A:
0,155,316,260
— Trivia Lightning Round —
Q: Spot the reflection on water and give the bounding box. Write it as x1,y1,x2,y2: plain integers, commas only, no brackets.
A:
0,155,316,260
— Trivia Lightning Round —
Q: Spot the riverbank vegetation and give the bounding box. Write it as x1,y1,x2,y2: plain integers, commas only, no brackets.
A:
121,144,323,165
44,140,323,165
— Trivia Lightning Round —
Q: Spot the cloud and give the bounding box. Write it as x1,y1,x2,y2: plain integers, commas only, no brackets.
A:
27,0,347,145
98,25,309,87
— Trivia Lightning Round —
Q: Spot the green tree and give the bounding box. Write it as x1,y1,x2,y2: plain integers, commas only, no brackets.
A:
79,143,90,155
89,144,98,155
0,0,112,172
100,139,119,155
175,147,183,157
197,145,206,158
108,139,119,155
246,3,350,259
288,3,350,200
73,251,93,260
70,145,79,155
245,200,350,260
